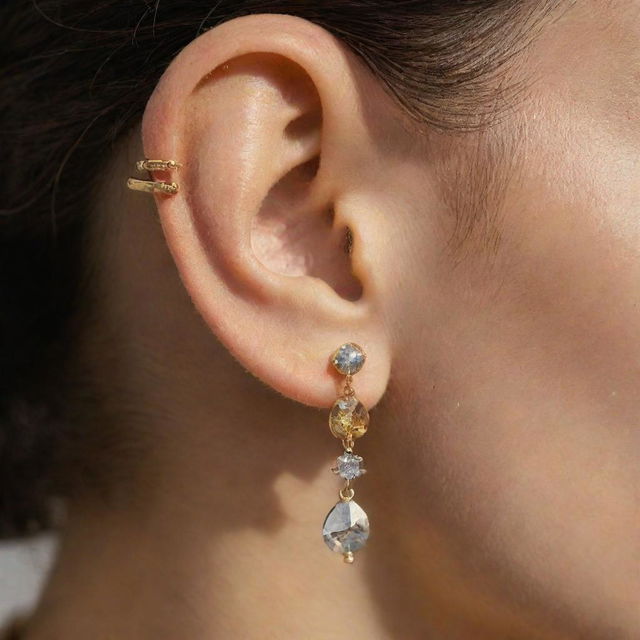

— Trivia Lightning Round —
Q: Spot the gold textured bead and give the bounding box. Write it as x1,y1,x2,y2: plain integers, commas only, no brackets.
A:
329,394,369,439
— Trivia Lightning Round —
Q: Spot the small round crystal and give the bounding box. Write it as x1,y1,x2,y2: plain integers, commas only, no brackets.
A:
331,343,366,375
334,452,366,480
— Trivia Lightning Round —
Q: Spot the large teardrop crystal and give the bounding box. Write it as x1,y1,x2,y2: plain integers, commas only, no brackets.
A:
329,394,369,439
322,500,370,554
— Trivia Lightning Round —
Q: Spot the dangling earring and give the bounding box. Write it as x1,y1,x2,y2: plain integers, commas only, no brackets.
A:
322,342,370,564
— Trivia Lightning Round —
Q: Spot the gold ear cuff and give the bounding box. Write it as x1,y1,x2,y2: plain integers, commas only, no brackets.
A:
127,159,182,195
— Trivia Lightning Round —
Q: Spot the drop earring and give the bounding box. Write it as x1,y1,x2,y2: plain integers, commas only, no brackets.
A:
322,342,370,563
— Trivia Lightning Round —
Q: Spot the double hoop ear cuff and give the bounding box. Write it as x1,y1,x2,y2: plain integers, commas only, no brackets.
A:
126,159,182,195
322,342,370,564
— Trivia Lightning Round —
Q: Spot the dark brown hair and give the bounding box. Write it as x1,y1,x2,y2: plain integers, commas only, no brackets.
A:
0,0,558,537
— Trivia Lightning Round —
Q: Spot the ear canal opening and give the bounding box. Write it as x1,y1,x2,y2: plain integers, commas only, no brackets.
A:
344,226,354,256
291,155,320,183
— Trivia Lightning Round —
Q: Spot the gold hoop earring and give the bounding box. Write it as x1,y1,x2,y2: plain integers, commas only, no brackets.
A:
126,158,182,195
322,342,370,563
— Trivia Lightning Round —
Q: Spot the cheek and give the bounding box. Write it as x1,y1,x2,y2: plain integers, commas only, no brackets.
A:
388,116,640,633
503,110,640,400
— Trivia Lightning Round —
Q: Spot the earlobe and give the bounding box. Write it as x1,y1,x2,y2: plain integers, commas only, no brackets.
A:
138,13,393,410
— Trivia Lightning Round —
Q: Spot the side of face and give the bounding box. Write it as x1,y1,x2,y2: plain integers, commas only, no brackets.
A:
385,1,640,636
120,2,638,637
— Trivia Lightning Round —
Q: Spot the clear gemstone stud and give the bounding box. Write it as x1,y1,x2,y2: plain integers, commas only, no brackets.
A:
331,342,366,376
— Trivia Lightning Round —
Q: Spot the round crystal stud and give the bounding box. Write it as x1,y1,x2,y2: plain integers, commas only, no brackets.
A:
333,452,366,480
329,394,369,439
322,500,370,554
331,342,366,376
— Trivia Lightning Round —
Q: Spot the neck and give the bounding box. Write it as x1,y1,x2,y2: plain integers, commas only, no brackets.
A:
21,341,575,640
23,345,432,640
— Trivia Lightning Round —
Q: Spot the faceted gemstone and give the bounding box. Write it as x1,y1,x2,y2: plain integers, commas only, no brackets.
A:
334,452,366,480
329,394,369,439
322,500,370,553
331,343,366,375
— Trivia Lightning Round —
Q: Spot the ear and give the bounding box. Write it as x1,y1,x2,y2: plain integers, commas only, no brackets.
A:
140,13,396,409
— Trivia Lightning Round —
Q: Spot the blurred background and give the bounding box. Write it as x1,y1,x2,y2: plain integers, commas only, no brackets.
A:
0,536,55,626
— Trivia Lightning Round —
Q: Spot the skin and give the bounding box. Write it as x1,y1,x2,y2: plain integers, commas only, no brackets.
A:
23,2,639,639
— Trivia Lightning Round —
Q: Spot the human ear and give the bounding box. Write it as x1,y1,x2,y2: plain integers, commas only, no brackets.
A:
139,13,395,409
